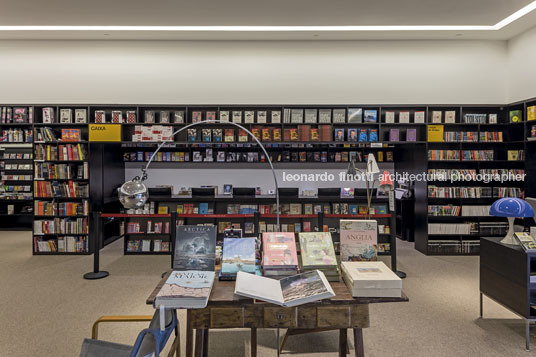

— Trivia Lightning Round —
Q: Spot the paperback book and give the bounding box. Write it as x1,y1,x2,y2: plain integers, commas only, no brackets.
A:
234,270,335,307
220,237,257,280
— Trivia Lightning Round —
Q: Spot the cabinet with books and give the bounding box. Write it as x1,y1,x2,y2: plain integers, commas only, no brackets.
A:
0,143,34,228
32,119,90,255
124,214,172,254
380,106,427,143
422,104,528,255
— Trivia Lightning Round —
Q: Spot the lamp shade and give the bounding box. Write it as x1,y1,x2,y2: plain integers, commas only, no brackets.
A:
366,153,380,175
489,198,534,218
379,170,394,193
119,179,149,209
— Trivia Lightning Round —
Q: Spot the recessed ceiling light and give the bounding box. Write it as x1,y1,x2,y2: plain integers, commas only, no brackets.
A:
0,2,533,32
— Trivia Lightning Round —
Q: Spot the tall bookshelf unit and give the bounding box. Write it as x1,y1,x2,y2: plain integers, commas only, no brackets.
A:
32,106,91,254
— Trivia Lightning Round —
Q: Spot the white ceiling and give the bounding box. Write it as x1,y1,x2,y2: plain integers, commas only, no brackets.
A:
0,0,535,40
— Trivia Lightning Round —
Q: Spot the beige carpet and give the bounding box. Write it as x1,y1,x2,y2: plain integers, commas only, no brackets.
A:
0,231,532,356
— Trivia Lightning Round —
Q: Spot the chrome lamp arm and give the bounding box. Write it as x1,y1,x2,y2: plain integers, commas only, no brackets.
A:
119,119,280,227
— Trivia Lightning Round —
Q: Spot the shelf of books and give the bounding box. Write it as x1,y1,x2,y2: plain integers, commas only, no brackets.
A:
124,214,172,254
32,107,90,254
423,106,527,255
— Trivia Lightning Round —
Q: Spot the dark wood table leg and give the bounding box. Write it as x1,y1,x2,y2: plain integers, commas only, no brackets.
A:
251,328,257,357
339,329,347,357
353,328,365,357
202,329,209,357
194,329,203,357
186,310,193,357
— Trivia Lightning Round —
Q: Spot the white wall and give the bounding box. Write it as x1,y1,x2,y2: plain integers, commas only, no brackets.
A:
507,25,536,103
0,40,508,104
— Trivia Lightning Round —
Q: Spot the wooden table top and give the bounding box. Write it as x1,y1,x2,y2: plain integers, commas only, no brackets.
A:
146,271,409,306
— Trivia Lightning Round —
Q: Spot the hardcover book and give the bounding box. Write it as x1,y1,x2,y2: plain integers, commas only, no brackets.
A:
245,111,255,123
348,108,363,123
173,111,185,123
445,111,456,124
219,111,230,122
510,110,522,123
232,111,242,123
431,111,442,123
221,237,257,278
262,232,299,270
271,111,281,124
13,107,28,123
389,128,400,142
234,270,335,307
111,110,122,124
75,109,88,123
192,111,202,123
160,111,170,123
174,225,217,271
414,111,425,123
341,261,402,297
304,109,317,123
363,110,377,123
384,111,395,123
145,111,155,123
339,220,378,261
406,128,417,142
42,107,55,124
334,128,345,142
257,111,267,123
318,109,332,123
399,111,410,123
206,111,216,122
60,109,72,123
291,109,304,124
333,109,346,123
528,106,536,121
347,128,358,142
298,232,337,268
154,270,215,309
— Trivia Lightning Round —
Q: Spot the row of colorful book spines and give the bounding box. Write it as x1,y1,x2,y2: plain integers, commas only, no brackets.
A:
123,150,395,163
0,129,33,142
35,143,86,160
34,201,89,216
34,180,88,198
33,236,88,253
126,239,171,252
34,164,88,180
428,150,494,161
126,222,170,234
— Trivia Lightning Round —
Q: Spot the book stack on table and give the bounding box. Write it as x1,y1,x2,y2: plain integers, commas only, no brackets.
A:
298,232,340,282
341,261,402,297
262,232,299,278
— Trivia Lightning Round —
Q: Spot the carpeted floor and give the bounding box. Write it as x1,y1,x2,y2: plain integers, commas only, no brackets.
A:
0,231,533,356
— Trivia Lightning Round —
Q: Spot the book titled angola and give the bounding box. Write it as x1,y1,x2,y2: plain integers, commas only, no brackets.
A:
340,219,378,261
234,270,335,307
220,237,257,280
155,270,215,309
174,225,217,271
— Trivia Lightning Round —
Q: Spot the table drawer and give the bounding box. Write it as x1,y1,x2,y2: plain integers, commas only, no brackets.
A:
264,307,297,328
210,307,244,328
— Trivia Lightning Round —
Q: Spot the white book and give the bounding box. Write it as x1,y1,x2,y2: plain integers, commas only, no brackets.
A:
318,109,332,123
445,111,456,123
399,111,410,123
332,109,346,123
341,261,402,297
414,111,425,123
257,111,267,124
219,111,230,122
291,109,304,124
385,111,395,123
142,240,151,252
42,107,54,123
60,109,72,123
304,109,317,124
271,111,281,124
234,270,335,307
232,111,242,123
155,270,215,309
244,111,255,123
75,109,87,123
431,111,442,123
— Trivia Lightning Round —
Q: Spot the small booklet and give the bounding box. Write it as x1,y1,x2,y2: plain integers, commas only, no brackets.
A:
234,270,335,307
514,232,536,252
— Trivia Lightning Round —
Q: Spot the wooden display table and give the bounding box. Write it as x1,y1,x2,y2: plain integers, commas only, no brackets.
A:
147,272,408,357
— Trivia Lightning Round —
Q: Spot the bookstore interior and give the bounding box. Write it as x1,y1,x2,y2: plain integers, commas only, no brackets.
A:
2,1,536,357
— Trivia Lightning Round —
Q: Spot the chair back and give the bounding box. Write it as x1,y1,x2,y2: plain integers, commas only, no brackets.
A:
131,309,177,357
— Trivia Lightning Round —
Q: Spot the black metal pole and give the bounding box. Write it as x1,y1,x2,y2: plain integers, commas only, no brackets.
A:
83,211,109,279
390,194,406,279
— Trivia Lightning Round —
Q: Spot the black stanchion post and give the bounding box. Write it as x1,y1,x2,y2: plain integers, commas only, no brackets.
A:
390,197,406,279
84,211,110,280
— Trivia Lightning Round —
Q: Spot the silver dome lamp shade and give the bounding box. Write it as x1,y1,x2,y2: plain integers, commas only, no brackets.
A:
118,175,149,209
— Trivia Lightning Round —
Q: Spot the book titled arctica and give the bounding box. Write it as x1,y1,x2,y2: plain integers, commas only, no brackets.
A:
174,225,217,271
155,270,215,309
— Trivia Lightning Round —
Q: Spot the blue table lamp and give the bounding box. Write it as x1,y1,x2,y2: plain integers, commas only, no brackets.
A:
489,198,534,245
